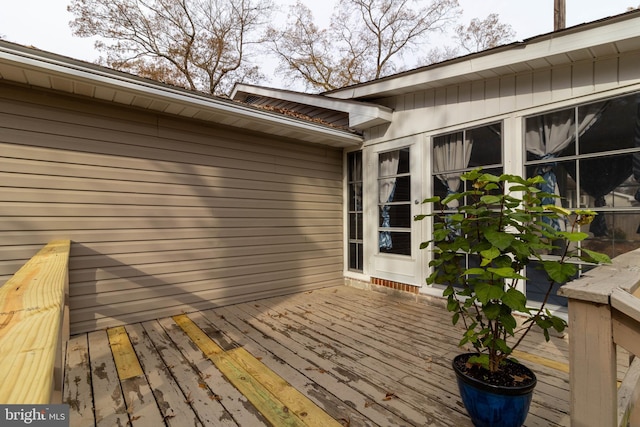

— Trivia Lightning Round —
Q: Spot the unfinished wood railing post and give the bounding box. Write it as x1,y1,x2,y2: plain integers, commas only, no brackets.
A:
565,297,617,426
559,248,640,427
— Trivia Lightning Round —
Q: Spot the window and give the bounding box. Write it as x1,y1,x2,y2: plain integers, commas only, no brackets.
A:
378,147,411,255
430,123,503,285
432,123,503,205
524,92,640,305
347,151,363,271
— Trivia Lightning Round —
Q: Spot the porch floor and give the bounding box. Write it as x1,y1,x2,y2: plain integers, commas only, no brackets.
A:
63,285,580,426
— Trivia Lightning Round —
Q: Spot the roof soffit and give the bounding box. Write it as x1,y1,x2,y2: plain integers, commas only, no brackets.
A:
231,84,393,131
0,42,362,148
325,11,640,101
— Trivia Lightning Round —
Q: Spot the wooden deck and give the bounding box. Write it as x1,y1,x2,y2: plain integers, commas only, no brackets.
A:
63,285,579,426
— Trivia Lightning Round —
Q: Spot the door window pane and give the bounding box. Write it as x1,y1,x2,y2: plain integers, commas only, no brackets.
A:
379,147,411,256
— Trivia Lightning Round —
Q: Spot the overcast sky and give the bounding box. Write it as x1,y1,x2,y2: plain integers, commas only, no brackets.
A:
0,0,637,88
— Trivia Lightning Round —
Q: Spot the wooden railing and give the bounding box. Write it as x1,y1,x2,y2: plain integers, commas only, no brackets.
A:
0,240,71,404
559,248,640,427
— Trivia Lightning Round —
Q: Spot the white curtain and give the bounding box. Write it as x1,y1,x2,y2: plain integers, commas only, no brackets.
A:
525,102,606,157
525,101,607,230
433,132,472,208
379,151,400,249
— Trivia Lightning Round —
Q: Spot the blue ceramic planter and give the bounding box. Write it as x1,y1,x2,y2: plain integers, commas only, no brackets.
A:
453,353,536,427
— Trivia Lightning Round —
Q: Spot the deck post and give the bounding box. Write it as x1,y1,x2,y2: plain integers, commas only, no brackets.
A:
566,297,617,426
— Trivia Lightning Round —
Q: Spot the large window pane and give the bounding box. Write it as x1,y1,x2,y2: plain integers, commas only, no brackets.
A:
524,91,640,307
430,123,503,277
467,124,502,167
578,94,640,155
582,211,640,258
432,123,502,206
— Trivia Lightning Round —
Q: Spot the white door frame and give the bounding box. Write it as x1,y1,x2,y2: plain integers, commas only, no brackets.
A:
365,135,423,286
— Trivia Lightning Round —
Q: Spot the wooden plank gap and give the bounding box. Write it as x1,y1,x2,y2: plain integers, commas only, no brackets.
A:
107,326,143,380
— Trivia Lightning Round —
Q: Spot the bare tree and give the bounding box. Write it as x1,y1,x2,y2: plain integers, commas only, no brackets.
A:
68,0,273,95
267,0,461,92
264,3,342,92
420,13,515,66
422,45,461,65
455,13,515,53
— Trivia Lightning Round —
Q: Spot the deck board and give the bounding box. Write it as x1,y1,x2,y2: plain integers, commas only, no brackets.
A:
125,323,200,426
87,330,129,427
159,315,269,426
64,334,94,427
142,319,238,426
64,285,577,426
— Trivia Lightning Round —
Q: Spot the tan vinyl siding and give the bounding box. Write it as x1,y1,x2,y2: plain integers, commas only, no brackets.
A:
0,83,344,334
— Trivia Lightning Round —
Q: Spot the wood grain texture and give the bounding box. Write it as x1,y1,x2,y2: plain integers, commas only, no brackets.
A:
107,326,143,380
173,314,330,427
65,286,590,426
0,240,70,403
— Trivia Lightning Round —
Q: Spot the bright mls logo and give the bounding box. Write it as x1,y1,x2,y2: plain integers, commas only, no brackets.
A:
1,405,68,426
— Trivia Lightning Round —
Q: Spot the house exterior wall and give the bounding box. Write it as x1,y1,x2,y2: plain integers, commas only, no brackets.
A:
0,82,344,334
356,49,640,298
367,52,640,144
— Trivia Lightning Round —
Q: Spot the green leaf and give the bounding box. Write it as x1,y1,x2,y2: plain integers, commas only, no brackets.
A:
468,354,490,370
511,240,532,260
499,313,517,335
487,267,519,278
495,338,510,354
441,192,464,207
479,173,501,183
580,248,612,264
485,229,514,250
475,282,505,304
464,267,487,276
483,303,501,320
508,185,531,192
557,231,589,242
544,204,572,216
480,195,502,204
502,288,527,312
542,261,577,284
421,196,441,204
551,316,567,333
480,246,501,261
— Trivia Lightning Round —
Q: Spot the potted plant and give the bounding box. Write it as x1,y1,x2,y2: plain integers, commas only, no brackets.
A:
416,169,610,427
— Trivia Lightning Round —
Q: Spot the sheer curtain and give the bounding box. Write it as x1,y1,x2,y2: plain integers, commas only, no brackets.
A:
525,102,607,229
433,132,472,208
379,151,400,249
634,102,640,203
